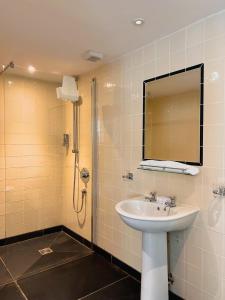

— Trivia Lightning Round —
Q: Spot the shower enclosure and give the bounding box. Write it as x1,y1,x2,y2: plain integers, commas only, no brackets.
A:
0,64,93,242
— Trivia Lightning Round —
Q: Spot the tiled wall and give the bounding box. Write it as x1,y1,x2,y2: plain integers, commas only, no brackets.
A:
79,9,225,300
61,75,93,241
2,74,63,237
0,72,93,242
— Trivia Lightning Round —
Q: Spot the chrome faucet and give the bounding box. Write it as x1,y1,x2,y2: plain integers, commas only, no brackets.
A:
164,196,176,208
145,192,157,202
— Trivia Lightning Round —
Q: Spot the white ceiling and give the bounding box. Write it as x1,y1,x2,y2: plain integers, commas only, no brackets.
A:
0,0,225,77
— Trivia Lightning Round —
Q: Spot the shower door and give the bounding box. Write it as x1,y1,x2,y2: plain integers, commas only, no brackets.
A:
0,73,6,239
3,68,63,237
2,66,93,241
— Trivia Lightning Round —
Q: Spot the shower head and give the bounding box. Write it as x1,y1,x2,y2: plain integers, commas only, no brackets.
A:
56,75,79,102
0,61,14,75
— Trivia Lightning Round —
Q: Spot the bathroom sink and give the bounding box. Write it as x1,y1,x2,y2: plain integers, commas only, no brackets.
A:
115,198,199,300
115,199,199,233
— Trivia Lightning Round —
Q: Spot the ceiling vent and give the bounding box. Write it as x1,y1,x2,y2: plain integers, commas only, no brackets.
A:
83,50,103,62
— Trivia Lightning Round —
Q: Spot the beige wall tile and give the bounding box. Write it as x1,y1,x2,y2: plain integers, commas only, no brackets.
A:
0,215,5,238
170,29,186,53
77,9,225,299
2,75,64,238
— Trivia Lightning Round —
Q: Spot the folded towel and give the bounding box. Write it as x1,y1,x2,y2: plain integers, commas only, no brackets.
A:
139,160,199,176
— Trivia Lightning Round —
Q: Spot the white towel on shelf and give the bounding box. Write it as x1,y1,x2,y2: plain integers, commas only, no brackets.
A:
139,160,199,176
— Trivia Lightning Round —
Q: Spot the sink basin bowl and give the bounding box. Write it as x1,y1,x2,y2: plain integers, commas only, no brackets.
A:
115,198,199,300
115,199,199,233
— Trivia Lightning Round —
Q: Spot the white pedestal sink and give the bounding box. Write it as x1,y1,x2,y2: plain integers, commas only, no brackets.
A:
115,199,199,300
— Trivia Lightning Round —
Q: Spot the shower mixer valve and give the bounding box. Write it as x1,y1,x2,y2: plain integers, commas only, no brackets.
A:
80,168,90,184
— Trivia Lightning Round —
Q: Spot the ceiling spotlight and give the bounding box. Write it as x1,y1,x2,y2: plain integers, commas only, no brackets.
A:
28,65,36,74
133,18,145,26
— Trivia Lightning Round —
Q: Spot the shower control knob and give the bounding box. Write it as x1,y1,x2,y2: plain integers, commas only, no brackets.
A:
80,168,90,183
72,149,79,154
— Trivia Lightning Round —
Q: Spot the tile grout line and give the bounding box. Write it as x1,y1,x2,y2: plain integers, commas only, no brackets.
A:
0,231,92,282
0,233,96,299
15,282,29,300
47,230,65,250
0,230,90,253
124,272,141,284
18,252,94,281
108,258,141,284
63,231,92,252
1,231,136,273
78,275,129,300
1,232,140,298
1,243,92,299
0,257,14,282
0,231,60,248
0,257,29,299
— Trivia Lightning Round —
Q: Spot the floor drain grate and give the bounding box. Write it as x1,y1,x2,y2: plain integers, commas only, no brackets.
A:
38,247,53,255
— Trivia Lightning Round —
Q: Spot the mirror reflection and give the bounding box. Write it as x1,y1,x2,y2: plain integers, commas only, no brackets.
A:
143,65,203,165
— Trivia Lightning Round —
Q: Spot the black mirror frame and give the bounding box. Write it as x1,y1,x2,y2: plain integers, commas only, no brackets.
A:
142,63,204,166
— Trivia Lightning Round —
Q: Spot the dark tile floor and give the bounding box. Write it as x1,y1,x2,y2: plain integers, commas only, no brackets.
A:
0,283,25,300
0,231,92,279
79,277,140,300
0,231,182,300
0,232,140,300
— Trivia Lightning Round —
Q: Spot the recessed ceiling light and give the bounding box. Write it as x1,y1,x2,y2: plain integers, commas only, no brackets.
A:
133,18,145,26
28,65,36,74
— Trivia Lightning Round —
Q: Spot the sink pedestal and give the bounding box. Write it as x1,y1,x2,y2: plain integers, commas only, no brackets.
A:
116,199,199,300
141,232,168,300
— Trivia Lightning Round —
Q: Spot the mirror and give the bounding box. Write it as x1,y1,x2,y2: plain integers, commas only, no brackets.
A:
143,64,203,166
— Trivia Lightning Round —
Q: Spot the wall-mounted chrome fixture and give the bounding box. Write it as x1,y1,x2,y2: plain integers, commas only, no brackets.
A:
144,192,157,202
168,272,174,287
80,168,90,184
164,197,176,208
0,61,14,75
213,185,225,197
144,192,176,211
63,133,70,148
122,171,133,180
